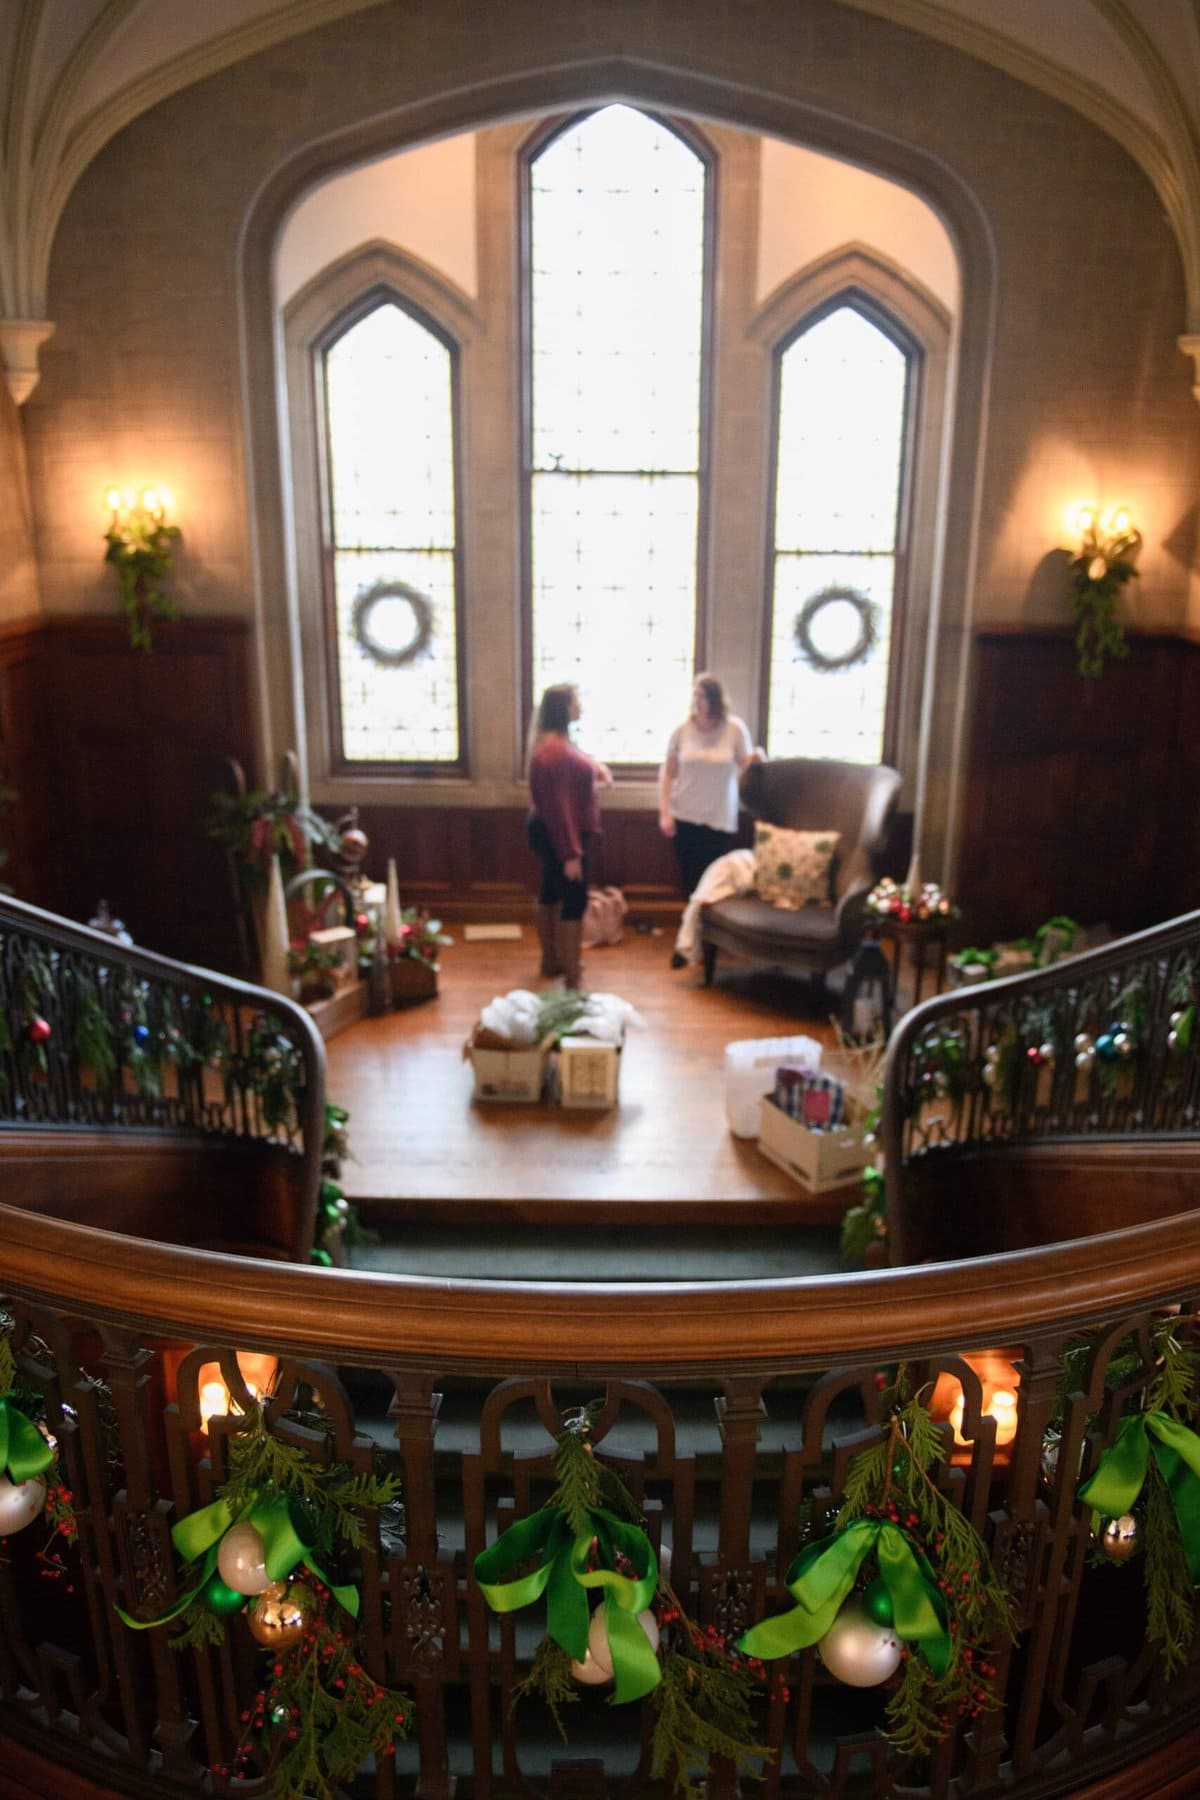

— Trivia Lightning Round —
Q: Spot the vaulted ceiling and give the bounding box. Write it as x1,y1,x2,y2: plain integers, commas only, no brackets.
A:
3,0,1200,387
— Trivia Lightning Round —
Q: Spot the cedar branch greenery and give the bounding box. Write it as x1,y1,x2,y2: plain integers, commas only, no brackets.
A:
835,1372,1017,1757
104,497,182,652
507,1405,772,1798
168,1401,411,1798
207,786,341,892
1060,1317,1200,1676
1066,510,1140,680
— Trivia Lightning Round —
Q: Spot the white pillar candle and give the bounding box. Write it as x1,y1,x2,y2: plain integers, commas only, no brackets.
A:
385,857,404,943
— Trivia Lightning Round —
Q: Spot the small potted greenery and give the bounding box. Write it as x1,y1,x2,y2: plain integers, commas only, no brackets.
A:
287,937,342,1003
387,909,453,1004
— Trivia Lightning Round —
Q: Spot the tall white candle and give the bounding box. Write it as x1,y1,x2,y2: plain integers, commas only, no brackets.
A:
385,857,404,942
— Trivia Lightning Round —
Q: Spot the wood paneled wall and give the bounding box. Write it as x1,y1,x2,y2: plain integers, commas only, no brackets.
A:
5,617,1195,978
0,617,254,968
352,802,708,924
958,628,1200,944
0,623,55,901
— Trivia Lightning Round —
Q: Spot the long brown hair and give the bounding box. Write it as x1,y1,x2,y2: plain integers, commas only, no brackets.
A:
536,683,577,735
694,672,728,723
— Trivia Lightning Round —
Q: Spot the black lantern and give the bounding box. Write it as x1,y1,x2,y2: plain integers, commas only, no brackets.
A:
841,936,894,1041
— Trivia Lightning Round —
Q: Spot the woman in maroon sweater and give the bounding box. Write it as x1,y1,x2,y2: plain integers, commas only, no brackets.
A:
527,684,609,986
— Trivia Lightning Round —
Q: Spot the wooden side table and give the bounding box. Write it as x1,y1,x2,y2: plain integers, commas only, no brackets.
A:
876,917,951,1008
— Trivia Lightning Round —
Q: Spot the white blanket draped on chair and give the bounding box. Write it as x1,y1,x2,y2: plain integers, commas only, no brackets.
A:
674,848,756,963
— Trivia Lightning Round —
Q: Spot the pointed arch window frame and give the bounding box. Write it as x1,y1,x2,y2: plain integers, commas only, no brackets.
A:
758,277,931,769
282,245,479,786
517,105,718,771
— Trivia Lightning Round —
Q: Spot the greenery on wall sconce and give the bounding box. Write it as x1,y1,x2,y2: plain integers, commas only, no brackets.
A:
1068,506,1140,679
104,487,182,651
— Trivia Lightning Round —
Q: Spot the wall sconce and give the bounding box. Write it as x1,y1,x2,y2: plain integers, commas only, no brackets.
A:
1066,504,1141,679
103,485,182,652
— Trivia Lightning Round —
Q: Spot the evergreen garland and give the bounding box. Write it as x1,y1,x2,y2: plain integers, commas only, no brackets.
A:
1067,1317,1200,1676
756,1371,1016,1758
164,1403,411,1797
494,1405,772,1796
0,1336,81,1581
240,1014,303,1133
69,966,116,1083
844,1384,1015,1753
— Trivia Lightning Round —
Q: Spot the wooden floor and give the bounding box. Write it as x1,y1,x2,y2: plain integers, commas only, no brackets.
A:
325,927,850,1221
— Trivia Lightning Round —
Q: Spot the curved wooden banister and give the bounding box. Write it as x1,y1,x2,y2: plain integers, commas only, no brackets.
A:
4,903,1200,1796
4,1200,1200,1368
881,906,1200,1263
0,891,326,1262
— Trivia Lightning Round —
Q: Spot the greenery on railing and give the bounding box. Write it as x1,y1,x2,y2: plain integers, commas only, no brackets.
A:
0,916,311,1147
889,913,1200,1169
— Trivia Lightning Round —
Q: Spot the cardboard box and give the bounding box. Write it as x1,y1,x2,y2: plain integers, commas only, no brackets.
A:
465,1030,554,1103
757,1098,873,1193
553,1035,621,1109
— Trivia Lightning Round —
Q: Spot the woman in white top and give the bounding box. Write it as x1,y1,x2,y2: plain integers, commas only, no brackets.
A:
659,672,765,909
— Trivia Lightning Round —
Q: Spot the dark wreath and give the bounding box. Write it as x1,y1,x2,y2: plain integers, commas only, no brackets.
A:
351,580,436,669
793,585,880,673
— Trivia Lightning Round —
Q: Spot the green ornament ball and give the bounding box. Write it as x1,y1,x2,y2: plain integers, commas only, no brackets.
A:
862,1575,894,1627
202,1572,247,1617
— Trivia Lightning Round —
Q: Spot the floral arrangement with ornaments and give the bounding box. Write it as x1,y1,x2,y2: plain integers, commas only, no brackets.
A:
864,877,955,925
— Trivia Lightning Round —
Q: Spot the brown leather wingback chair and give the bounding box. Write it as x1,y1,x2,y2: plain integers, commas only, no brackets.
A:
699,757,903,996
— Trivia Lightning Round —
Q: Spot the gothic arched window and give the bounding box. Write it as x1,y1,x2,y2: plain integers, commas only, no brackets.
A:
764,302,912,763
524,105,710,766
322,298,463,768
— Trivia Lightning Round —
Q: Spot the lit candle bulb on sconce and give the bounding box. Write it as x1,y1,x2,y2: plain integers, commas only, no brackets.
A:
948,1386,1019,1448
195,1353,279,1431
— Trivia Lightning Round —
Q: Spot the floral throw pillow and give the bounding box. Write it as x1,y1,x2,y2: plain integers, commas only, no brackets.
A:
753,824,840,910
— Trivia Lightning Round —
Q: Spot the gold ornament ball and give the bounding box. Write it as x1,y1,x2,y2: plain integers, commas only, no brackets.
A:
0,1472,47,1535
817,1594,902,1686
571,1602,660,1685
246,1578,316,1650
1099,1514,1138,1562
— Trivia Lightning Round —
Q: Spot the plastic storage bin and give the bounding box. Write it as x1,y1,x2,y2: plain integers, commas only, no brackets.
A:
724,1034,822,1139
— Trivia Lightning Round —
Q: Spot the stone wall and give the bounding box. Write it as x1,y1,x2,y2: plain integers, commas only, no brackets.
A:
14,0,1200,890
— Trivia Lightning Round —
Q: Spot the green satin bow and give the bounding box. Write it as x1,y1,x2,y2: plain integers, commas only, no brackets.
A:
0,1398,54,1487
475,1505,660,1703
738,1518,950,1677
1078,1410,1200,1583
118,1487,358,1629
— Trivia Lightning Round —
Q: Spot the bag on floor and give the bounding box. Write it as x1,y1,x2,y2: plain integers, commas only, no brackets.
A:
581,885,627,948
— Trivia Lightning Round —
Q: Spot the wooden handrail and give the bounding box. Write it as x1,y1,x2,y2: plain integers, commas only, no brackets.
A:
3,1199,1200,1369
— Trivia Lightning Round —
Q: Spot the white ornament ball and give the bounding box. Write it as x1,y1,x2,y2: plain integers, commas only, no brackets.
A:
1076,1048,1096,1071
817,1595,902,1687
0,1472,46,1535
216,1521,274,1596
981,1064,996,1087
1169,1010,1183,1029
1074,1033,1092,1053
571,1603,661,1685
1039,1042,1056,1062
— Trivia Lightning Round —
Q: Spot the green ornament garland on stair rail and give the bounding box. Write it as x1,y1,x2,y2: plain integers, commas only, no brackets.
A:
1069,1317,1200,1675
115,1398,412,1799
473,1404,772,1800
739,1373,1016,1757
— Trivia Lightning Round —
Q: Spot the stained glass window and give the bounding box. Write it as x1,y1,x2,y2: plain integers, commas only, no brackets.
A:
765,305,910,762
323,301,461,766
527,105,707,765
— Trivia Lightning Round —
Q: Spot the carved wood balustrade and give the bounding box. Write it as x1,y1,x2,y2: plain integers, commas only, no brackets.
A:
2,1207,1200,1797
